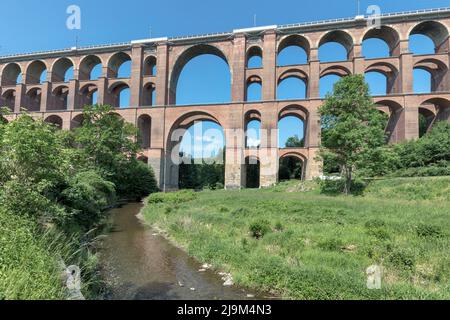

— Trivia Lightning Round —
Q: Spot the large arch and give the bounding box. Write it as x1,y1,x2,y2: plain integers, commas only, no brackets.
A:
277,69,308,100
168,44,230,105
79,55,103,80
362,26,401,57
409,21,450,54
318,30,354,61
107,52,132,78
25,60,47,84
1,63,22,86
51,57,74,82
165,111,224,190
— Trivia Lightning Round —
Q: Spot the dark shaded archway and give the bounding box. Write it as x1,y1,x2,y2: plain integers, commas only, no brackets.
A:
138,114,152,149
244,156,260,189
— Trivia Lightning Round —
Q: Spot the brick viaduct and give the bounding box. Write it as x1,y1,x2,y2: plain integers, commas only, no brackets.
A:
1,8,450,190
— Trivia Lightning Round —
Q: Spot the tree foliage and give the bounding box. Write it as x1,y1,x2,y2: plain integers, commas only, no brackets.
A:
319,75,387,194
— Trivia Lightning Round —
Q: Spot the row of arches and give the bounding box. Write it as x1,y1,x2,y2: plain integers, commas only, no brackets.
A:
247,21,449,69
0,53,157,86
1,81,157,111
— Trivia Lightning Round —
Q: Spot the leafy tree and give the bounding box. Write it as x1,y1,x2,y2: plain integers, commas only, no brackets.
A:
319,75,387,194
285,135,304,148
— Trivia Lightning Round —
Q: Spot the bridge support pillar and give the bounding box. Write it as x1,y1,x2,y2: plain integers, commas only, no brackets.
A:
147,148,164,190
260,147,278,187
225,147,244,189
304,147,322,180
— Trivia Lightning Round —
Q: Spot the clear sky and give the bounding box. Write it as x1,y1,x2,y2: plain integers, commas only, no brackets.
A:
1,0,447,157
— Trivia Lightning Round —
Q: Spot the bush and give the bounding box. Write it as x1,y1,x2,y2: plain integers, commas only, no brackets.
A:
318,238,343,251
416,224,443,238
319,179,366,196
115,159,159,200
389,249,416,270
249,220,271,239
61,170,116,229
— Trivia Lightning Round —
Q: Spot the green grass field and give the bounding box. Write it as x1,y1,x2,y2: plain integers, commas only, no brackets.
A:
142,177,450,300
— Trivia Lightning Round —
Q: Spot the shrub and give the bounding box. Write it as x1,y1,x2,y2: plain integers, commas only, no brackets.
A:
249,220,271,239
389,249,416,270
365,219,386,229
231,207,250,217
416,224,443,238
318,238,343,251
115,159,159,200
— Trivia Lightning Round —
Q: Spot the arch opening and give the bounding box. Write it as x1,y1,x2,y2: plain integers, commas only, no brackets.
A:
109,82,130,108
320,74,342,98
246,76,262,102
51,85,69,111
143,83,156,106
138,114,152,149
247,46,263,68
277,75,307,100
362,26,400,57
25,88,41,111
365,71,388,96
278,114,305,148
79,55,102,81
26,61,47,84
2,89,16,110
244,156,260,189
45,115,63,129
144,56,157,76
79,84,98,109
319,30,353,62
245,110,262,149
277,35,309,66
108,52,132,78
279,155,304,181
170,45,231,105
1,63,22,86
409,21,449,54
52,58,74,82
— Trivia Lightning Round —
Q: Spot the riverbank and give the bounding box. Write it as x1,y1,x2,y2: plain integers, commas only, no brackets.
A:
142,177,450,300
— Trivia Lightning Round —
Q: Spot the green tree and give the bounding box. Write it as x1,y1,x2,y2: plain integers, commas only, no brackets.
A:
285,135,304,148
319,75,387,194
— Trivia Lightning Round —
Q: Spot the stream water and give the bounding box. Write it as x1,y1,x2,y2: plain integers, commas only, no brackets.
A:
100,202,262,300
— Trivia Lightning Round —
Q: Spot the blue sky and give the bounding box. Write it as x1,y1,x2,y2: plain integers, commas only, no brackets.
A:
1,0,446,156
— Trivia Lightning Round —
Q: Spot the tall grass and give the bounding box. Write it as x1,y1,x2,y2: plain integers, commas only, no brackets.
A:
142,177,450,300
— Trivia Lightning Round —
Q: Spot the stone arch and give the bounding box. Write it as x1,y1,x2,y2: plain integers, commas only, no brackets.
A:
246,75,262,102
51,85,69,110
143,82,156,106
362,26,401,56
44,115,63,129
279,152,306,181
107,52,132,78
168,44,230,105
143,55,157,76
277,69,308,100
414,58,449,92
25,87,42,111
25,60,47,84
320,65,352,78
318,30,354,60
79,55,103,80
277,34,311,65
165,111,223,190
108,81,130,108
375,99,404,143
245,110,261,148
278,104,308,148
79,83,98,109
138,114,152,149
2,89,16,110
365,61,400,94
70,114,84,130
247,46,263,68
51,57,74,82
419,97,450,131
1,63,22,86
409,21,450,53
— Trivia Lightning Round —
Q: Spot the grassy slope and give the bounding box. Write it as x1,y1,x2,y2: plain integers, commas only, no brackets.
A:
0,209,65,300
143,177,450,300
